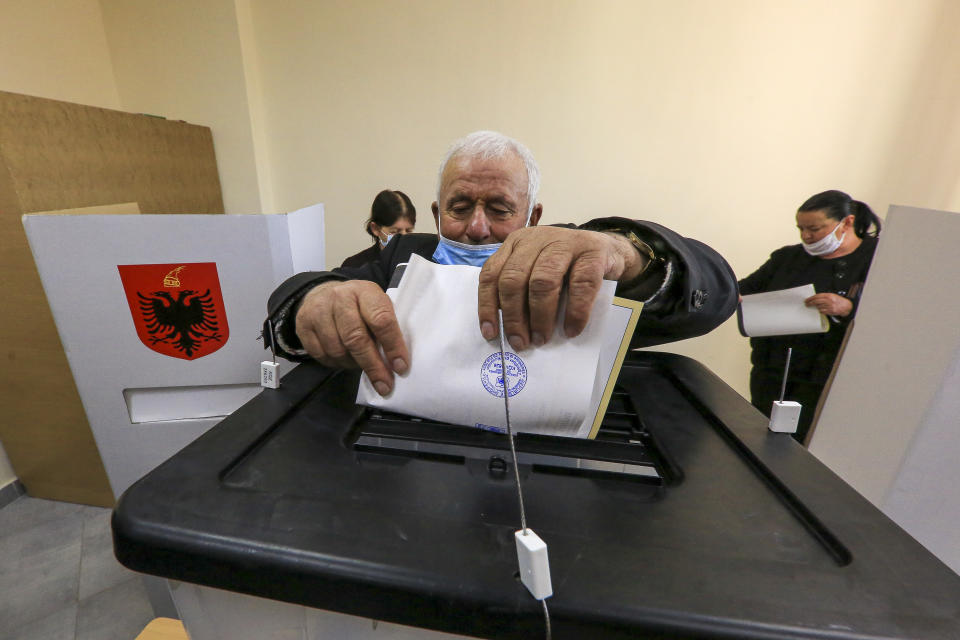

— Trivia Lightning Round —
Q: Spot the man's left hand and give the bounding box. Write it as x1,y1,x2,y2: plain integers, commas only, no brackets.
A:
477,227,646,350
805,292,853,317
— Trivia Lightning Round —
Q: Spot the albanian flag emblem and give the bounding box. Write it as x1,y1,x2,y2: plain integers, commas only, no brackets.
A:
117,262,229,360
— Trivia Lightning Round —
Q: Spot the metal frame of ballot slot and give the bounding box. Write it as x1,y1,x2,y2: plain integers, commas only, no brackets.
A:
353,392,669,485
112,352,960,640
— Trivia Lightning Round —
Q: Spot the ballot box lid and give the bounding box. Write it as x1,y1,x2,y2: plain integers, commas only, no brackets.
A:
112,352,960,639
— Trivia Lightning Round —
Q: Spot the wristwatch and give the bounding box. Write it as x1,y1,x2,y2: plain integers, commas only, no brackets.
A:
603,228,661,277
581,221,675,308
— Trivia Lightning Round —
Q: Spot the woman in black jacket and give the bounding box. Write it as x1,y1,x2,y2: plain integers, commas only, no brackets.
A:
341,190,416,268
739,190,882,443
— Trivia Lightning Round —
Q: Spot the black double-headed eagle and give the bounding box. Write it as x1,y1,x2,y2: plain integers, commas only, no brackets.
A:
137,289,221,357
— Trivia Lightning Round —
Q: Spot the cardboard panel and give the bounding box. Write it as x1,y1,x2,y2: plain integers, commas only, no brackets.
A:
0,90,223,214
35,202,141,216
0,90,225,506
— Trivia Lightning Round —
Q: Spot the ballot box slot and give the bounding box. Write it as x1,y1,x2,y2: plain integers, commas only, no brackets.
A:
594,386,683,485
351,395,665,484
659,366,853,567
218,373,347,483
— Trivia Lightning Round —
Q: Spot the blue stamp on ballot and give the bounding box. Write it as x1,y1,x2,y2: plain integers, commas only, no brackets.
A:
481,352,528,398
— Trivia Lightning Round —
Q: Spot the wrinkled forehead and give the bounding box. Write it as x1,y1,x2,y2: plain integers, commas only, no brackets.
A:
439,152,529,204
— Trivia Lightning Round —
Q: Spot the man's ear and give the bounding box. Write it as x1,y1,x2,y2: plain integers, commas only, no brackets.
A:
528,203,543,227
431,202,440,230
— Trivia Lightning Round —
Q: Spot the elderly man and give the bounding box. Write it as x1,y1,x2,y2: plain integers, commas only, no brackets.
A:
266,131,737,396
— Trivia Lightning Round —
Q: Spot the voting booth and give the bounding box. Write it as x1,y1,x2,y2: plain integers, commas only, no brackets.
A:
22,205,325,499
1,89,226,505
113,350,960,639
811,205,960,577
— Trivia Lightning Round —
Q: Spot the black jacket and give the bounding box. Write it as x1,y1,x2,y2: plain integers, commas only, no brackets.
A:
738,237,878,381
266,218,738,359
340,243,381,269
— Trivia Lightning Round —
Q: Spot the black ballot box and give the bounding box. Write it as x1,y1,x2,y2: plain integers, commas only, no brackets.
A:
112,351,960,639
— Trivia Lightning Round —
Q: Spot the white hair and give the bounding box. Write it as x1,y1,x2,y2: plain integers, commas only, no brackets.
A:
435,130,541,216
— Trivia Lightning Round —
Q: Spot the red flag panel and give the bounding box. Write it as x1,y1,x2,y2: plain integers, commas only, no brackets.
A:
117,263,229,360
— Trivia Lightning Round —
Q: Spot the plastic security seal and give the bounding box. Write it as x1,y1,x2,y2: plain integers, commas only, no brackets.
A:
769,400,801,433
768,347,800,433
261,320,280,389
260,361,280,389
515,529,553,600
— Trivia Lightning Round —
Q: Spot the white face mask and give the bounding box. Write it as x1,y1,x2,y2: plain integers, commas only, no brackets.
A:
802,221,845,256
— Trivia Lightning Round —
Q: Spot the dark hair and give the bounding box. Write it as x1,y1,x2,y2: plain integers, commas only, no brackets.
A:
365,190,416,240
797,190,881,238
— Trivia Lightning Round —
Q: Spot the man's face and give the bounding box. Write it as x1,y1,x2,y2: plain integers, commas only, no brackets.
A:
431,152,542,244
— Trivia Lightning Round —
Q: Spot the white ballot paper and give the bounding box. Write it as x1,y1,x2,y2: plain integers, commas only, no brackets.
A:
737,284,829,337
357,254,637,438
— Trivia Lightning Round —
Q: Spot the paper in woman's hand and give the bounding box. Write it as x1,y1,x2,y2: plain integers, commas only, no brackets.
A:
356,254,617,437
737,284,829,337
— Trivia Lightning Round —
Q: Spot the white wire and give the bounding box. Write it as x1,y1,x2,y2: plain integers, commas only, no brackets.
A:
542,598,552,640
497,309,552,640
497,310,528,532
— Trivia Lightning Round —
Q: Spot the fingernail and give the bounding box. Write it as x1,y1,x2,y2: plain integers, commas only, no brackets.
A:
531,332,545,347
392,358,407,374
508,335,524,351
481,321,496,340
374,381,391,396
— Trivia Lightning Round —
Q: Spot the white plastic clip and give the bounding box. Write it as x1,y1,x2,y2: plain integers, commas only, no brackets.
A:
515,529,553,600
769,400,801,433
260,361,279,389
261,320,280,389
769,347,800,433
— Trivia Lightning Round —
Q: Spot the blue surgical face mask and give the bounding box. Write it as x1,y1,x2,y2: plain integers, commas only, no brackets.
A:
431,206,534,266
432,235,501,266
378,233,394,248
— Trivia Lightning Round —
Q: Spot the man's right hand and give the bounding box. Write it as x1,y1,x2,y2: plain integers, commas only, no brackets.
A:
294,280,409,396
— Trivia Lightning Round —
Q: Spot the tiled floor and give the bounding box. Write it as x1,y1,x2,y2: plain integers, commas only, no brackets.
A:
0,496,155,640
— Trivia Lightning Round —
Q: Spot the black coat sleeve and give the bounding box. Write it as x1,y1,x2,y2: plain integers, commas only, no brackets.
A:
263,235,437,360
264,223,738,358
580,217,738,347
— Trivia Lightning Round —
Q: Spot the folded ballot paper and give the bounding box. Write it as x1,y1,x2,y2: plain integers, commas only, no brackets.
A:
356,254,642,439
737,284,829,337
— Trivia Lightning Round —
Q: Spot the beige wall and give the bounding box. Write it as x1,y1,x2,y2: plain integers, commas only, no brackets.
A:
0,0,120,108
99,0,263,214
238,0,960,394
3,1,960,493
